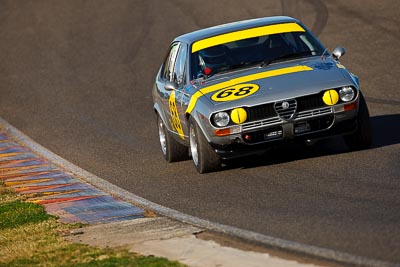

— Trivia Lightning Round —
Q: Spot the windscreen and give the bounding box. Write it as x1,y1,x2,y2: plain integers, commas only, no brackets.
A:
190,30,324,79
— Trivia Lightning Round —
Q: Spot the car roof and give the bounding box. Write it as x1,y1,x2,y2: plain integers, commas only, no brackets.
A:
174,16,300,45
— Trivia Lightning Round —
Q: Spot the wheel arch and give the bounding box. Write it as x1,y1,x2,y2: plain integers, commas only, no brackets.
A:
154,102,169,130
186,111,213,143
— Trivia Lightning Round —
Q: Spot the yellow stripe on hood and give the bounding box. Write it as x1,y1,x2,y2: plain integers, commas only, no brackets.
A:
185,65,313,114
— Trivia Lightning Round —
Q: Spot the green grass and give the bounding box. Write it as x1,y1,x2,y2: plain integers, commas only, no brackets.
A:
0,184,186,267
0,200,52,229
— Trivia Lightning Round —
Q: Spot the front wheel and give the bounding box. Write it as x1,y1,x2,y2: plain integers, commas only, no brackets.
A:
157,115,188,162
344,93,373,150
189,118,221,173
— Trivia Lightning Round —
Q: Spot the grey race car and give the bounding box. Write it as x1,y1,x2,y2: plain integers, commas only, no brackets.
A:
153,16,372,173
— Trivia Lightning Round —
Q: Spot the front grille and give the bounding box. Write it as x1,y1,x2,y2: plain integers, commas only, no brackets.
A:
235,92,328,124
224,91,332,132
296,92,326,112
246,103,276,121
274,99,297,120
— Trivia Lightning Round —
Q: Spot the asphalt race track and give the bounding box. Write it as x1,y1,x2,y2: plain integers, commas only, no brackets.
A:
1,0,399,264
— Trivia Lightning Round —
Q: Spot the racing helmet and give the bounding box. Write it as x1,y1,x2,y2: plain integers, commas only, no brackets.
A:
198,45,230,72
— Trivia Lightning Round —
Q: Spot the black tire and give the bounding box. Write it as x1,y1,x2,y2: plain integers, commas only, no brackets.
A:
344,93,373,150
189,118,221,173
157,115,188,162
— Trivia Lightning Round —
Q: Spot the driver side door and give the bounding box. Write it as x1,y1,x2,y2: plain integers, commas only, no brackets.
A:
157,42,189,142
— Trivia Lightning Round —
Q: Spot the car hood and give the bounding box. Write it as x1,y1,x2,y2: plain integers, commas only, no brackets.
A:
196,57,354,110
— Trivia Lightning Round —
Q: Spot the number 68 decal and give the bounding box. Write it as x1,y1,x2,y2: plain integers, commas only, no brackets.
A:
211,84,259,102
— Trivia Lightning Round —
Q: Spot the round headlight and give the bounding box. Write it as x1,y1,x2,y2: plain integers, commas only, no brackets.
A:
213,112,230,127
339,86,355,102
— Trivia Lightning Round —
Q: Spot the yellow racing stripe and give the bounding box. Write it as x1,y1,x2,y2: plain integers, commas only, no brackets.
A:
185,65,313,114
192,22,305,53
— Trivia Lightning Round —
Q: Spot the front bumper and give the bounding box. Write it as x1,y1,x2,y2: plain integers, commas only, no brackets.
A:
210,111,357,159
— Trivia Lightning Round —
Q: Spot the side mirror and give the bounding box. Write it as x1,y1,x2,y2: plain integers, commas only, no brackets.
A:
165,81,178,91
332,46,346,60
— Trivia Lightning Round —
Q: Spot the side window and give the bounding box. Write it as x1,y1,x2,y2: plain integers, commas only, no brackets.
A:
173,44,188,86
161,43,180,81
